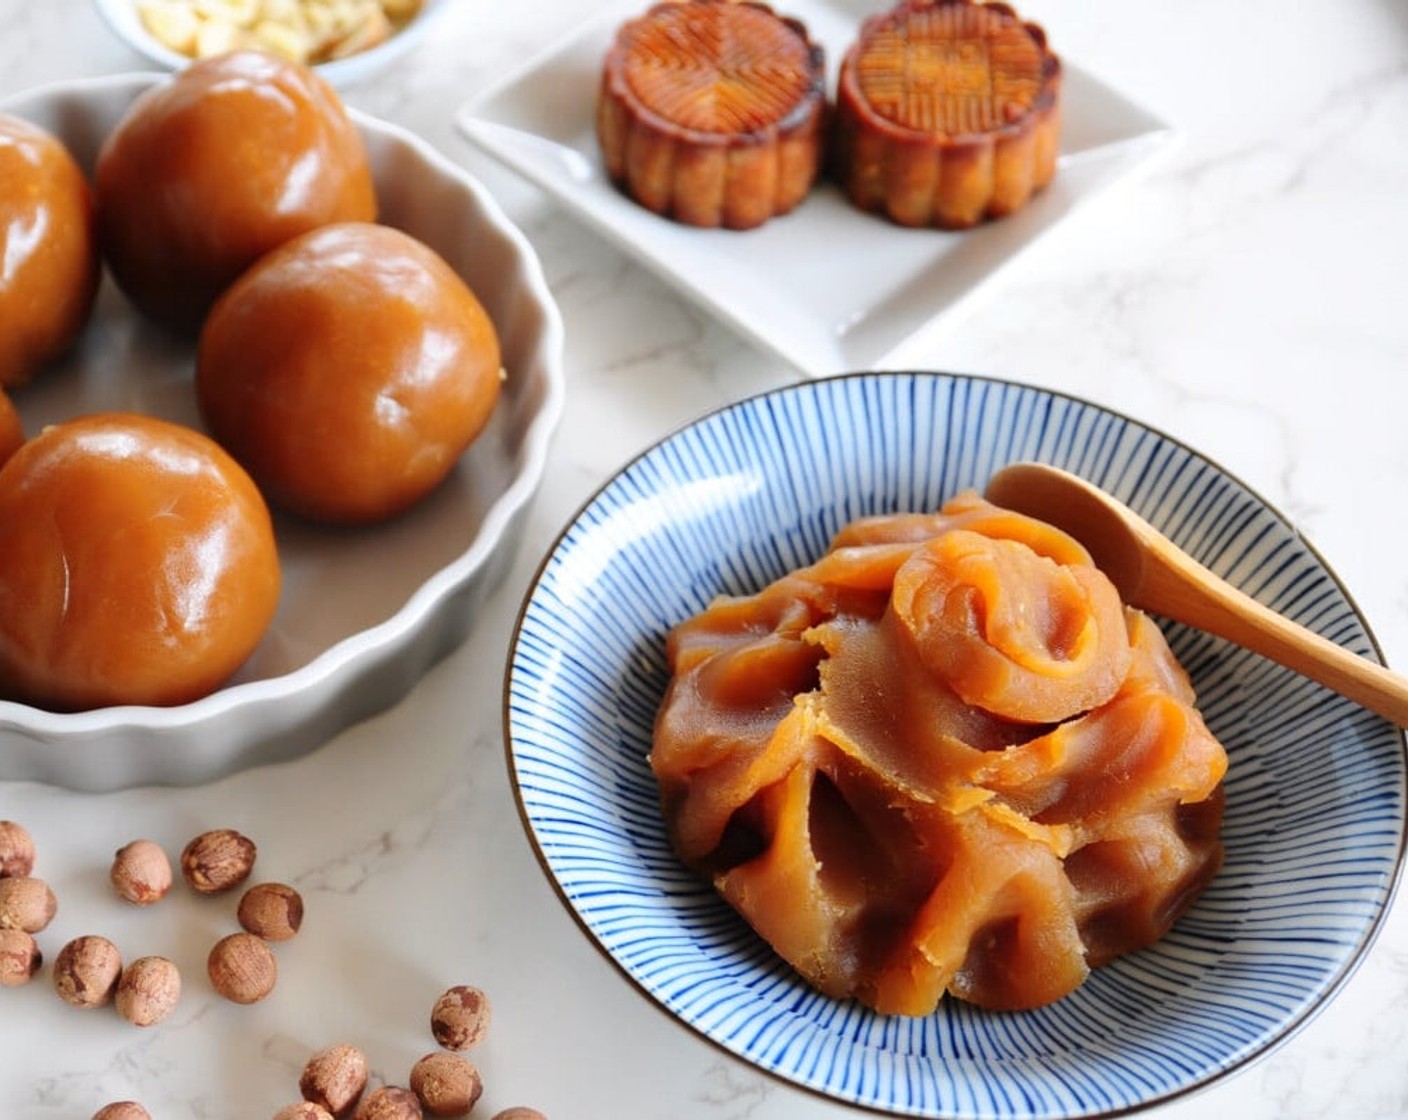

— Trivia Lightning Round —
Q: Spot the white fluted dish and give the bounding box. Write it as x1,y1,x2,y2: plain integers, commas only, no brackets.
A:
0,73,565,792
505,371,1405,1118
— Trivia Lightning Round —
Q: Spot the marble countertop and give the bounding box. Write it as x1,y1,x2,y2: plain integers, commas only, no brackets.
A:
2,1,1406,1118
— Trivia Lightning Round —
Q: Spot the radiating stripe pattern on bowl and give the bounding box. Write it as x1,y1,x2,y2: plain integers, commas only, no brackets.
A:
504,371,1405,1118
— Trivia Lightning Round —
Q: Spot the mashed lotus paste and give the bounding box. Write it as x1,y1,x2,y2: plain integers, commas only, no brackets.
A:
651,492,1227,1013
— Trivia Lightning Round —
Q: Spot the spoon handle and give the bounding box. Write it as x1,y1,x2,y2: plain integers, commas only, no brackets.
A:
1140,540,1408,727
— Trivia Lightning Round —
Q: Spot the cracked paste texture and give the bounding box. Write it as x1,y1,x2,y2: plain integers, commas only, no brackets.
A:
651,493,1227,1013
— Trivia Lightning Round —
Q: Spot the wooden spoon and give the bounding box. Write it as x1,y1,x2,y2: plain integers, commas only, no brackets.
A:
984,461,1408,726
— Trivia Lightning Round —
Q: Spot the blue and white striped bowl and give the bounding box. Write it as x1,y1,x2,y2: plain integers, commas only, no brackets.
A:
504,372,1406,1118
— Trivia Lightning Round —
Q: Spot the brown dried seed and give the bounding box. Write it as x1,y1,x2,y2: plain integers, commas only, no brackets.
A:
0,875,56,932
92,1104,152,1120
207,931,276,1004
181,828,257,893
353,1086,422,1120
53,935,123,1008
111,839,173,905
274,1103,335,1120
0,928,41,986
115,955,182,1026
300,1042,369,1117
0,820,35,877
409,1051,482,1117
489,1110,547,1120
238,881,304,941
429,985,490,1050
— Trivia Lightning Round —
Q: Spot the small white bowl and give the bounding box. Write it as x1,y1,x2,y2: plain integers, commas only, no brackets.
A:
90,0,450,87
0,72,565,792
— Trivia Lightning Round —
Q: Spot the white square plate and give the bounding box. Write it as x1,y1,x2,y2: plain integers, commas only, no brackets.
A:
456,0,1175,377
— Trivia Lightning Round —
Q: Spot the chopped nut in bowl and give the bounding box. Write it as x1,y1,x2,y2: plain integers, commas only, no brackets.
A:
0,71,564,792
91,0,449,87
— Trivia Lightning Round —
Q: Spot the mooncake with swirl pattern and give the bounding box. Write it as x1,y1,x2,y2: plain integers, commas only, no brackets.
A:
596,0,826,229
832,0,1062,228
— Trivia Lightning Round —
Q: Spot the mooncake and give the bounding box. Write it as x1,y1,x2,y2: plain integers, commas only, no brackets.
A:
596,0,826,230
832,0,1062,229
651,493,1227,1014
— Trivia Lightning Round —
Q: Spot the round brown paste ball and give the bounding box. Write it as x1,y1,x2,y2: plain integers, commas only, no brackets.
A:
197,221,501,525
0,413,281,710
95,50,376,333
0,114,100,387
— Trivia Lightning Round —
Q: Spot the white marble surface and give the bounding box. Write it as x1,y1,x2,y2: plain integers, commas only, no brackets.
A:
2,1,1406,1118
